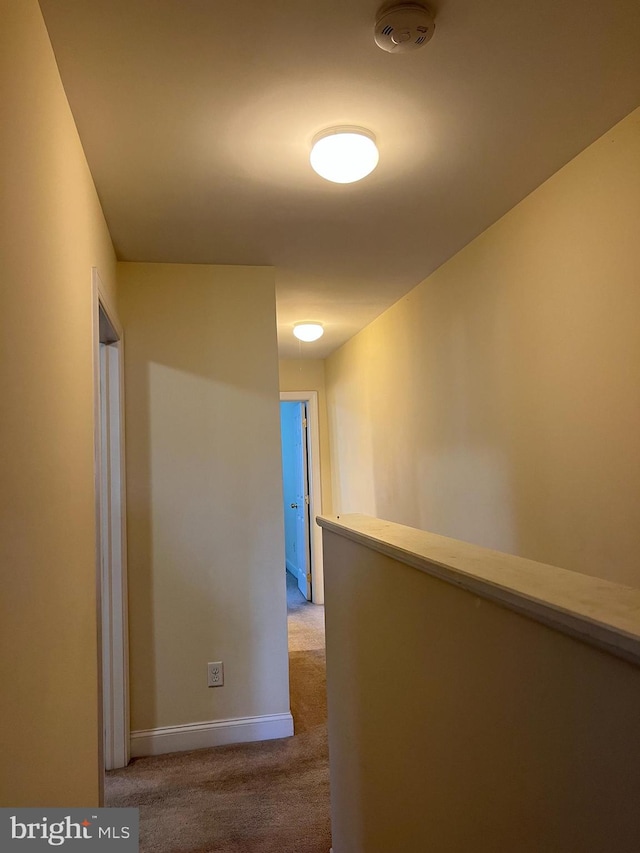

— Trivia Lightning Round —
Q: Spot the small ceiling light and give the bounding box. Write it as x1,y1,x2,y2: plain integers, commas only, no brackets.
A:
310,127,379,184
293,323,324,342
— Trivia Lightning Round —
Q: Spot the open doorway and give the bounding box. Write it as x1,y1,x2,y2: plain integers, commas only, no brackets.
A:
279,390,324,604
93,269,129,780
280,400,311,599
279,391,327,740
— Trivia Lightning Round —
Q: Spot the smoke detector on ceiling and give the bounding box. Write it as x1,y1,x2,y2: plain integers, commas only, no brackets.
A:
374,3,435,53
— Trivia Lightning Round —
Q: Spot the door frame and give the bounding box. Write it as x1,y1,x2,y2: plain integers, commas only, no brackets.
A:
92,268,130,785
280,391,324,604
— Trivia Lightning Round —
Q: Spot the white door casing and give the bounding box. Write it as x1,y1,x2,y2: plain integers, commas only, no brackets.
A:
93,269,130,778
298,402,311,600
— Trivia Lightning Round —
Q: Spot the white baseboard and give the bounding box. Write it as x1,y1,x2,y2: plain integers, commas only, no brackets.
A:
286,559,298,577
286,560,307,590
130,712,294,758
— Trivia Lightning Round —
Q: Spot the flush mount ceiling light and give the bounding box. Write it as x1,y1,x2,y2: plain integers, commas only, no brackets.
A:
310,127,379,184
293,323,324,342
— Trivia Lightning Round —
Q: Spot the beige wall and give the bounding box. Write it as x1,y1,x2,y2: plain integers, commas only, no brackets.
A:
326,107,640,587
119,263,289,732
0,0,117,806
323,529,640,852
279,359,333,515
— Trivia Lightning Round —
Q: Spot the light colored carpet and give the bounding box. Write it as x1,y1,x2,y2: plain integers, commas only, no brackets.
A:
286,572,326,654
106,571,330,852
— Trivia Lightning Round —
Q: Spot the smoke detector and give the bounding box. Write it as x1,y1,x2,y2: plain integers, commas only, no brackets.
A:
374,3,435,53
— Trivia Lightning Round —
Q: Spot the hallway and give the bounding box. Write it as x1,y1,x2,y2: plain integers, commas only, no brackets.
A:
286,569,328,731
105,575,330,852
286,571,325,649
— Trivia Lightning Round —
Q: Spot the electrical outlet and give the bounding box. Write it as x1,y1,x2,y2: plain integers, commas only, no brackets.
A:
207,661,224,688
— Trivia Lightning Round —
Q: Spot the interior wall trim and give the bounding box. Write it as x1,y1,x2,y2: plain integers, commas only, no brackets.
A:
318,513,640,667
130,712,294,757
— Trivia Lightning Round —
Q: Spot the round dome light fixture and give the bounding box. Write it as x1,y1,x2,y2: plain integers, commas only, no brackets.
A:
293,322,324,342
310,127,379,184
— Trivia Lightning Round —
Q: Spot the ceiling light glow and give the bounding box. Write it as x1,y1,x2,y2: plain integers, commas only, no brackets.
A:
293,323,324,342
310,127,379,184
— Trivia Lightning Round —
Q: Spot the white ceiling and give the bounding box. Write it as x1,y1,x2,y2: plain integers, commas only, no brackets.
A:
39,0,640,357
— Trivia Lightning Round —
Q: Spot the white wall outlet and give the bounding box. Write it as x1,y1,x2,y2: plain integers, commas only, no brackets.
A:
207,661,224,687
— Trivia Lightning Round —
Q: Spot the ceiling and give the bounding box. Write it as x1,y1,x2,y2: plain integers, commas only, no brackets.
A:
39,0,640,358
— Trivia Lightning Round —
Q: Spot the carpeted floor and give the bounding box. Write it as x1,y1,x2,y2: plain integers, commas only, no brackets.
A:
105,571,330,852
286,572,326,655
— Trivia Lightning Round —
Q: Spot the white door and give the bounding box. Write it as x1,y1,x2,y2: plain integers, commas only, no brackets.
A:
280,390,324,605
280,402,311,600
